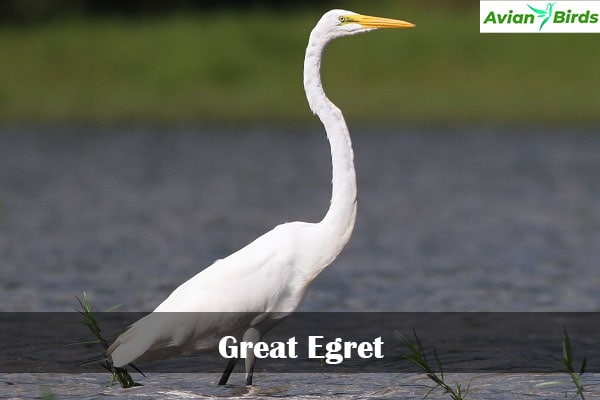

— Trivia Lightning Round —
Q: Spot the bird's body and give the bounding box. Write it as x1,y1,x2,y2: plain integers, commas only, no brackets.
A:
108,222,331,370
107,9,413,385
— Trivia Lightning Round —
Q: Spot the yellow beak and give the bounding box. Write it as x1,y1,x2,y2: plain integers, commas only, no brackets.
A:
350,14,415,29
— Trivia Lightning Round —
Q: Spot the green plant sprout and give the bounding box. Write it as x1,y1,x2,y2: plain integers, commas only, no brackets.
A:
74,292,143,388
562,327,587,400
397,328,470,400
535,327,587,400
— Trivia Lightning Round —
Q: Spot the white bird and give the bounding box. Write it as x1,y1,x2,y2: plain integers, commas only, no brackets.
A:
107,9,414,386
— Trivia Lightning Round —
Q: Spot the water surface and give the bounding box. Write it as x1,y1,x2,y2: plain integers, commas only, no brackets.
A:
1,126,599,398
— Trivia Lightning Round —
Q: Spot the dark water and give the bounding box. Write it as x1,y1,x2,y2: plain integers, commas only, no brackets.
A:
1,126,600,398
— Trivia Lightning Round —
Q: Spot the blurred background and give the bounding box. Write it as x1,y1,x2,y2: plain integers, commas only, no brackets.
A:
0,0,600,399
1,0,600,315
3,4,600,398
1,0,598,124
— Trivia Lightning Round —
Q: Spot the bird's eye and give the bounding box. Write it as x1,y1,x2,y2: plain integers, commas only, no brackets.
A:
338,16,345,23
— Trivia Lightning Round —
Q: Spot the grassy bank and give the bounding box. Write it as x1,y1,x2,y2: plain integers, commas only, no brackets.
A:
0,2,599,124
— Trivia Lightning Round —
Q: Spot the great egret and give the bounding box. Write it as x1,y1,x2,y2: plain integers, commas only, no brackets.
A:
107,9,414,386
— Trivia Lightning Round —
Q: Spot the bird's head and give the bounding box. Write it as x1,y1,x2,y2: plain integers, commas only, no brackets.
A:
315,9,414,40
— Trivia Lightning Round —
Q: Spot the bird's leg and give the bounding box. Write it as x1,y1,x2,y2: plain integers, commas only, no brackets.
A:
242,327,261,386
218,357,238,385
244,364,254,386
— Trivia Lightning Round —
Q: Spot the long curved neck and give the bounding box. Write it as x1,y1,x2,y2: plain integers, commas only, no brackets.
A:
304,29,357,268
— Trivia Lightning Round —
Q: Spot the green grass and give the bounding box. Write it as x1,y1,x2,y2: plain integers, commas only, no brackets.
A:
398,328,470,399
536,327,588,400
561,327,587,400
73,293,142,388
0,2,599,124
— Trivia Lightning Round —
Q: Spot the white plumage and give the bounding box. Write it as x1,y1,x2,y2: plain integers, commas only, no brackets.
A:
107,9,413,385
